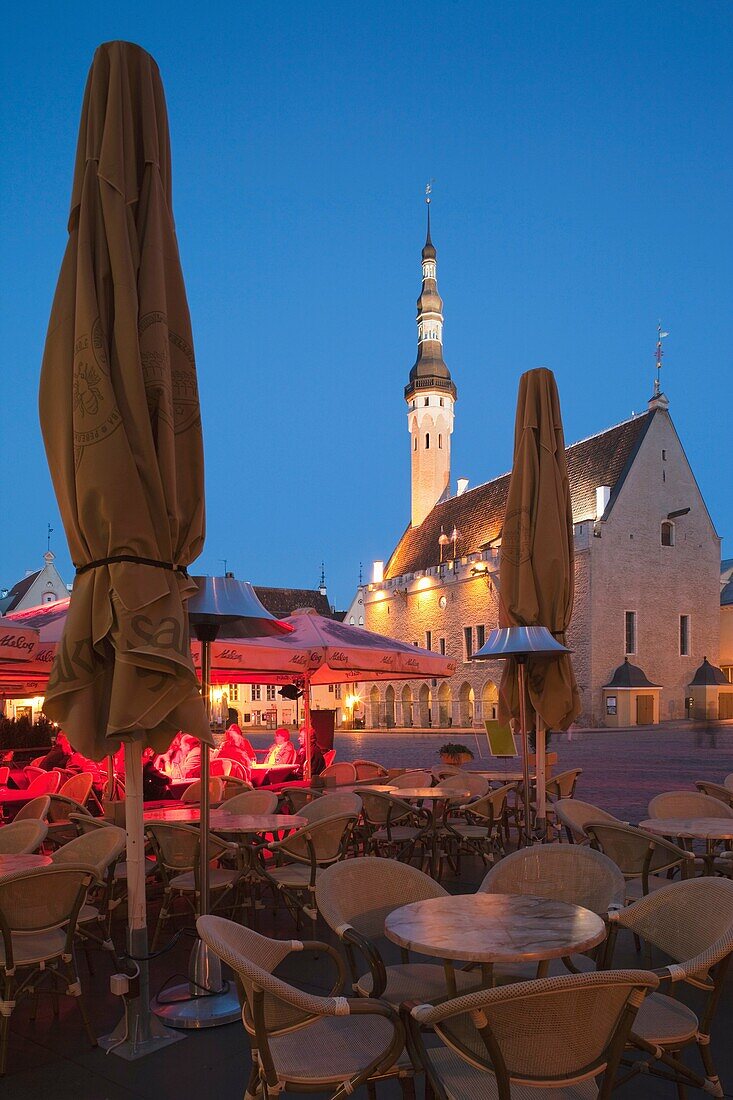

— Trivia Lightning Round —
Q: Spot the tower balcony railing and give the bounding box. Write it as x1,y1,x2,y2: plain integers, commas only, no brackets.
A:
404,375,457,399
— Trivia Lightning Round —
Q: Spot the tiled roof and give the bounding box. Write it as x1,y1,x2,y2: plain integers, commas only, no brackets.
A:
385,410,655,579
722,578,733,608
603,658,660,689
689,658,729,687
254,587,333,620
0,570,41,614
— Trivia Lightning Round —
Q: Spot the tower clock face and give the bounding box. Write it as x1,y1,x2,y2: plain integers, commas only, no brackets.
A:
439,595,447,609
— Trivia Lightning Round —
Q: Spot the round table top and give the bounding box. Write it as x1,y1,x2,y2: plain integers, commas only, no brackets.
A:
395,786,472,801
640,817,733,841
385,892,607,964
340,784,396,795
0,854,52,877
143,806,305,832
0,789,35,804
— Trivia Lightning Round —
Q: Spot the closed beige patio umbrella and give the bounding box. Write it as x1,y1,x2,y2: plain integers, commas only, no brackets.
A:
39,40,208,1056
498,367,581,832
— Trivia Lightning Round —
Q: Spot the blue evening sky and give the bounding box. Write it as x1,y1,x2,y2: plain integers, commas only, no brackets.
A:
1,1,731,609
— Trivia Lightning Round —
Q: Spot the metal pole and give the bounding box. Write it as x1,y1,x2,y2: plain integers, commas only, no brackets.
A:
199,637,212,919
303,675,312,782
535,716,547,841
517,659,532,847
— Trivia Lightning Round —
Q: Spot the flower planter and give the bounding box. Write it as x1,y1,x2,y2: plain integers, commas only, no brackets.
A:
439,752,473,767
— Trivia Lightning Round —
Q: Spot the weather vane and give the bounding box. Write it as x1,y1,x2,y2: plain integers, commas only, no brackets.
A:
654,322,669,397
47,522,53,552
425,179,435,204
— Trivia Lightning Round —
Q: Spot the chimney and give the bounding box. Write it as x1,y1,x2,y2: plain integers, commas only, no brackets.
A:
457,478,469,497
595,486,611,519
372,560,384,584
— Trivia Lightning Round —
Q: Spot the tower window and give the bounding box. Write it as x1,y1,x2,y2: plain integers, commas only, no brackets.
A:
425,433,430,449
679,615,690,656
439,398,444,407
625,611,637,656
413,437,417,451
661,521,674,547
438,434,442,449
424,397,429,406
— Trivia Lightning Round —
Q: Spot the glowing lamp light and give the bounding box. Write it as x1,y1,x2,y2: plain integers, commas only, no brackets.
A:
372,560,384,584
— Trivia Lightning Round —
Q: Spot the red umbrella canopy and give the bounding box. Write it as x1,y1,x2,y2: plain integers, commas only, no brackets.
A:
208,607,456,684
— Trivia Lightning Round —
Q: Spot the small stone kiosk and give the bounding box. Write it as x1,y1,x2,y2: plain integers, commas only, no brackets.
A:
688,658,733,721
602,658,661,727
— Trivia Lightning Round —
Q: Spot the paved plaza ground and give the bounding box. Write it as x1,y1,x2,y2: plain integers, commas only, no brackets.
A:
5,720,733,1099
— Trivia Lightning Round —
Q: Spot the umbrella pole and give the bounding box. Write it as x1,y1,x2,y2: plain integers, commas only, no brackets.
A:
100,738,182,1058
517,659,533,847
152,633,239,1029
535,717,547,841
303,675,312,782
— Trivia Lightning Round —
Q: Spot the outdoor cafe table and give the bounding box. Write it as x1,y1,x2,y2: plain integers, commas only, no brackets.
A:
0,853,52,878
385,892,607,991
396,786,472,879
639,817,733,875
249,763,297,788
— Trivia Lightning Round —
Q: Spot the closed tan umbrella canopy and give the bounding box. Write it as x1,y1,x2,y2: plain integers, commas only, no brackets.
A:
499,367,581,731
39,41,209,757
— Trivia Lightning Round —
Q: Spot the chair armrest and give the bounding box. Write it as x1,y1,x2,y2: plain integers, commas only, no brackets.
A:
340,926,388,998
298,939,348,995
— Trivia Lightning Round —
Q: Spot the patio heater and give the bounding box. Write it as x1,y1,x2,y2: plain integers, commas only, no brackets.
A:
153,576,287,1028
472,625,569,845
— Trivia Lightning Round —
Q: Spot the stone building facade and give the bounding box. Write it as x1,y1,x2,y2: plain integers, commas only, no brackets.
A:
356,211,721,729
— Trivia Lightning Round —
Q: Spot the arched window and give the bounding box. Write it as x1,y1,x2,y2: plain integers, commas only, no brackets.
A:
425,433,430,449
438,434,442,449
661,521,674,547
413,436,417,451
42,593,57,604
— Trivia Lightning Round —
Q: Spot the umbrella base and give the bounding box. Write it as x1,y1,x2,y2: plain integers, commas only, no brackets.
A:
100,996,185,1059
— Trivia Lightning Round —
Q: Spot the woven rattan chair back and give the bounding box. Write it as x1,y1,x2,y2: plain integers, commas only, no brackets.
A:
223,790,278,815
277,813,356,866
410,969,658,1094
586,821,692,880
360,790,415,828
480,843,625,914
221,775,253,799
352,760,388,781
181,777,224,804
545,768,583,802
319,762,357,785
554,798,621,843
25,770,61,797
612,877,733,974
694,781,733,806
460,783,514,825
0,864,94,935
58,772,93,806
0,819,48,854
278,786,321,812
316,856,447,939
47,794,92,824
648,790,733,820
390,770,432,789
300,792,361,823
441,772,490,800
51,824,126,879
13,795,51,821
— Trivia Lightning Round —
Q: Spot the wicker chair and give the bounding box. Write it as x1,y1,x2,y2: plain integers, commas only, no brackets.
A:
144,822,240,949
546,767,583,802
197,915,414,1100
181,776,225,805
315,857,481,1006
222,790,278,815
24,771,60,797
0,819,48,854
46,793,94,847
724,774,733,793
319,761,358,785
586,821,694,902
209,757,233,777
51,825,127,953
58,771,94,806
278,786,322,813
221,775,253,800
647,790,733,820
554,798,622,844
0,865,97,1075
694,780,733,807
606,877,733,1096
390,770,433,789
0,767,9,787
299,792,362,822
404,969,658,1100
443,783,513,866
13,795,51,822
441,772,490,802
255,811,359,924
360,790,430,862
353,760,389,781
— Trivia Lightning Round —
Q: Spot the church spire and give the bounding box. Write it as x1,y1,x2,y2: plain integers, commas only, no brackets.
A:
405,187,456,402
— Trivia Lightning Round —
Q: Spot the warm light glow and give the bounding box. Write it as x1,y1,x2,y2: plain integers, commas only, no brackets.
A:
416,577,432,590
372,560,384,583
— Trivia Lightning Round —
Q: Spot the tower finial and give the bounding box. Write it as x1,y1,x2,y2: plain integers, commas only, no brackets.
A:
654,322,669,397
425,180,434,244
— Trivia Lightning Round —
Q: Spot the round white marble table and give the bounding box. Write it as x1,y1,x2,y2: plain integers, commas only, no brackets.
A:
385,892,607,989
143,806,305,833
391,786,473,879
640,817,733,874
0,853,52,878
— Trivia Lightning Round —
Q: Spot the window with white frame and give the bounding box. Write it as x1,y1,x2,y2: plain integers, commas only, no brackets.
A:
251,684,261,702
228,684,239,703
625,611,637,656
679,615,690,656
661,521,674,547
266,685,276,701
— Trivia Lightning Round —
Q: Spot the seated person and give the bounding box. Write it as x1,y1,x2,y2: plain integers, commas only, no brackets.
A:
295,727,325,776
214,723,255,769
175,734,202,779
37,731,72,771
263,728,297,768
142,747,174,801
